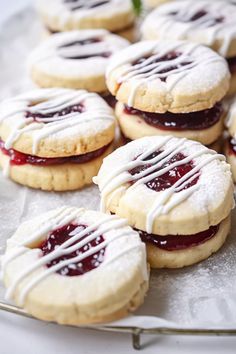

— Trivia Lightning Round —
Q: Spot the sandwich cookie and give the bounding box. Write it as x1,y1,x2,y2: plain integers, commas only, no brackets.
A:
94,136,234,268
29,30,129,92
1,206,149,324
106,40,229,145
0,88,115,191
141,0,236,95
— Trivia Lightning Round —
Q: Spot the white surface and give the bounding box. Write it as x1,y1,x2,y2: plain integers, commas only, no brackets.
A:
0,0,236,353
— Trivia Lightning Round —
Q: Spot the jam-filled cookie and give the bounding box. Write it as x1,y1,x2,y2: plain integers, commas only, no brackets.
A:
141,0,236,96
1,206,149,324
29,30,129,92
225,98,236,182
36,0,135,33
106,40,229,145
0,88,115,191
94,136,234,268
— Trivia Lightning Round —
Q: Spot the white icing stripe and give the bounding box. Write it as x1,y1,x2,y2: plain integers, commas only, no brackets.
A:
99,137,225,233
108,41,224,106
2,208,145,306
143,0,236,56
65,0,110,11
0,89,114,154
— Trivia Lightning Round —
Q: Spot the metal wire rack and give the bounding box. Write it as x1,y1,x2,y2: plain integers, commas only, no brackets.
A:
1,301,236,350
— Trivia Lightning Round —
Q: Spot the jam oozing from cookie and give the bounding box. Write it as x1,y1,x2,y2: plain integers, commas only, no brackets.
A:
129,151,199,192
228,137,236,155
124,102,223,131
131,51,192,82
25,103,85,122
64,0,110,11
169,9,224,26
227,56,236,74
58,38,111,59
135,224,219,251
39,223,105,276
0,139,110,166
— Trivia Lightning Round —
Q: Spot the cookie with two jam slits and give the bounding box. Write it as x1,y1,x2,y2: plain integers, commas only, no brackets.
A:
94,136,234,268
36,0,135,33
1,206,149,324
28,30,130,93
0,88,115,191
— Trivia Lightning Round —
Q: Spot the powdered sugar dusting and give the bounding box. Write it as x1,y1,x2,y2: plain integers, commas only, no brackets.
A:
0,4,236,329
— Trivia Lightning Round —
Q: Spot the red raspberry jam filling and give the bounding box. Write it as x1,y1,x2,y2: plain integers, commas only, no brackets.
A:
132,51,192,82
228,137,236,155
39,223,105,276
64,0,110,11
169,10,224,26
25,103,85,122
58,38,111,59
135,224,219,251
123,102,223,131
100,92,117,108
227,56,236,74
0,139,110,166
129,151,199,192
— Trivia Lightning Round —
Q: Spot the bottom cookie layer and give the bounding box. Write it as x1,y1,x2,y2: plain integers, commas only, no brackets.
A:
139,216,230,268
0,144,113,191
115,102,224,145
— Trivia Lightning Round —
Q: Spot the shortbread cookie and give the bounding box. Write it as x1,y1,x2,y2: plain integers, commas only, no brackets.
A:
0,140,113,191
141,1,236,58
95,136,234,268
1,206,149,324
115,101,225,145
95,136,233,236
36,0,135,33
29,30,129,92
0,88,115,157
106,40,230,113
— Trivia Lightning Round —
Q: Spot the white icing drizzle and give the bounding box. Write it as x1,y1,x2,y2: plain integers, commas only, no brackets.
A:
0,89,114,155
143,0,236,56
98,137,225,233
2,207,146,306
108,41,224,107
